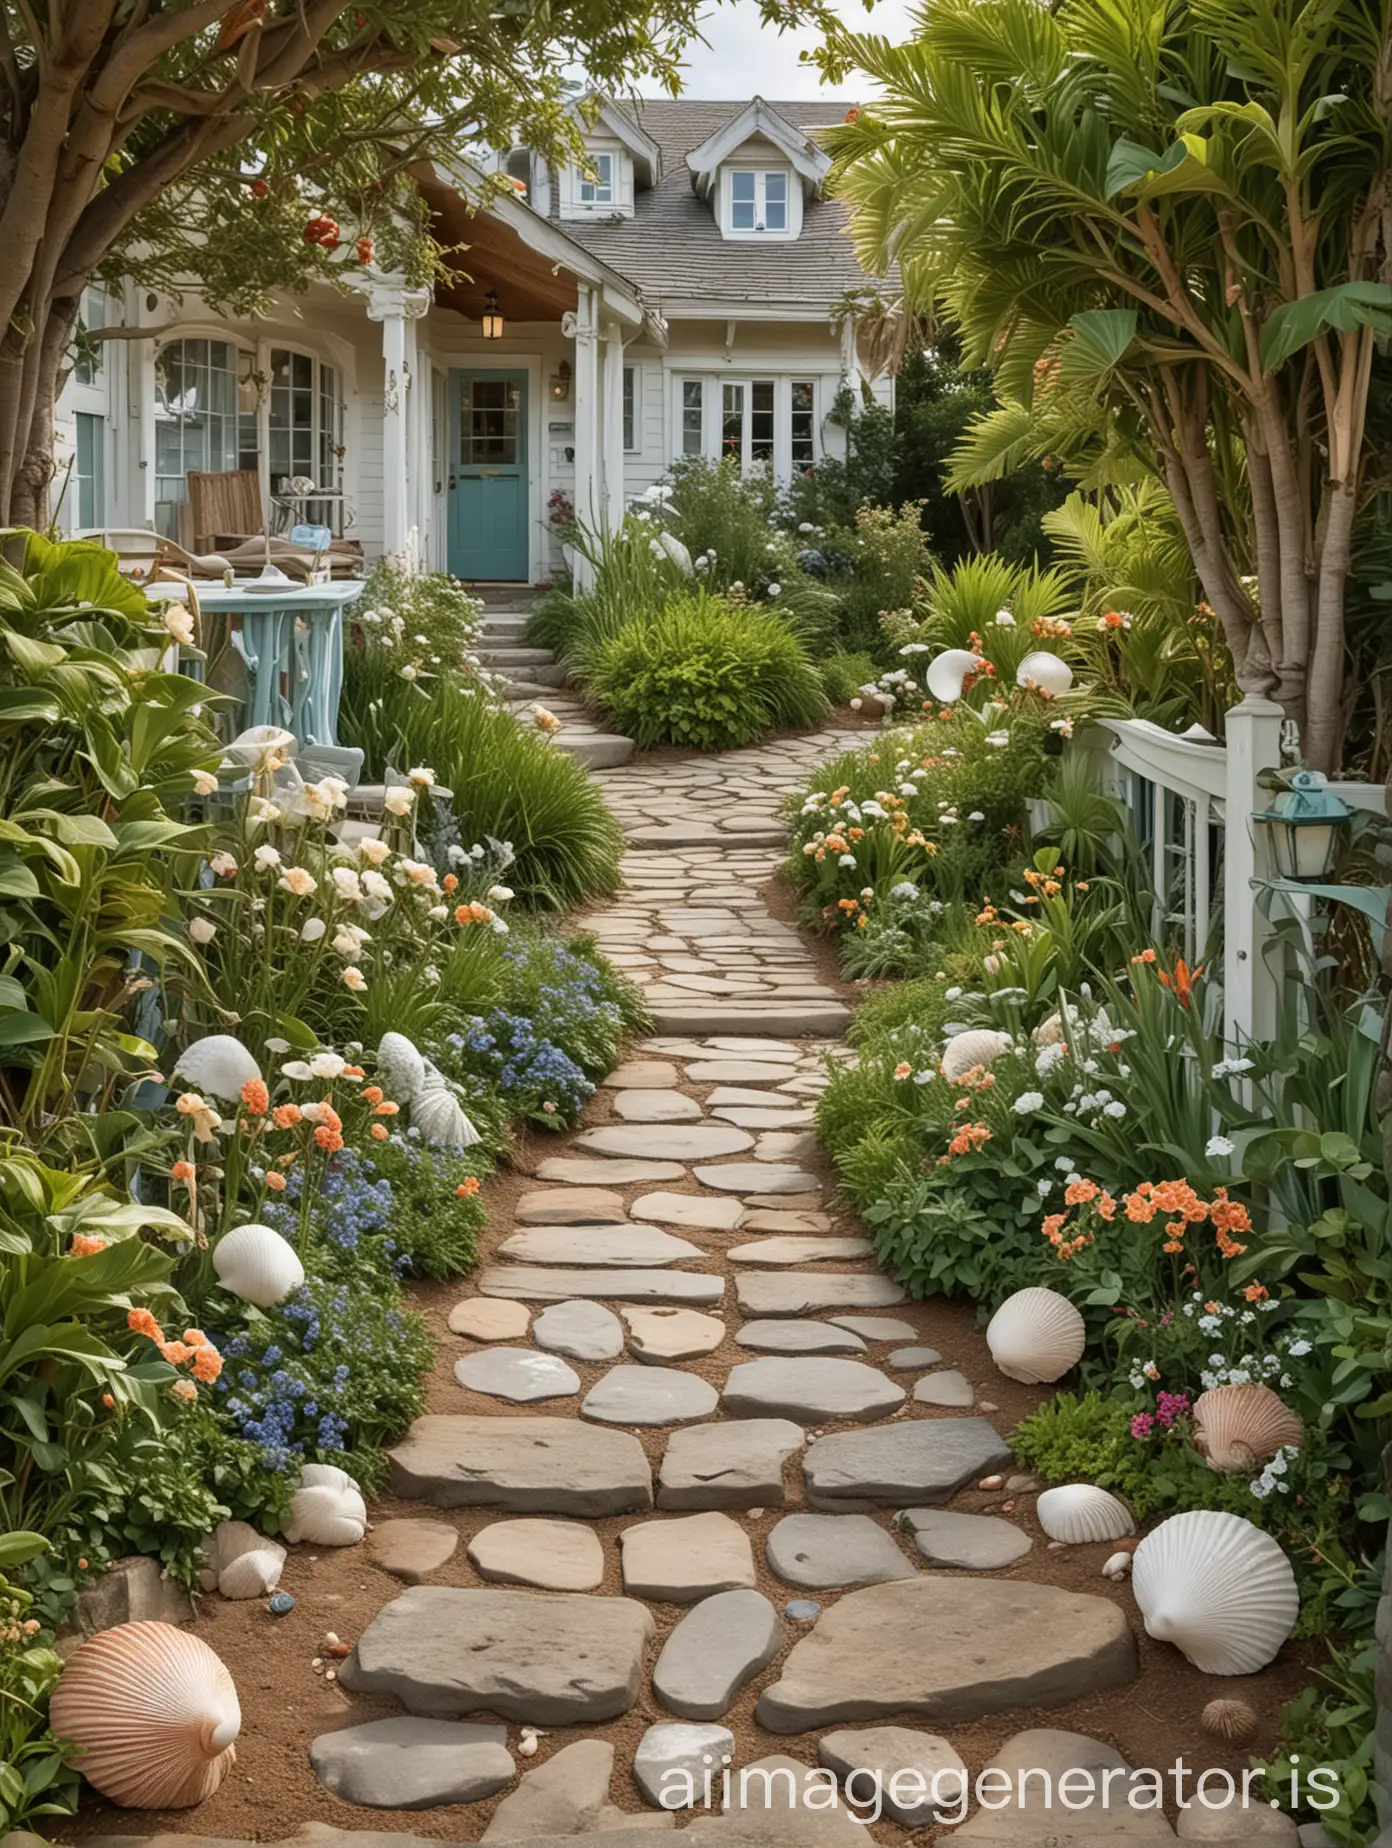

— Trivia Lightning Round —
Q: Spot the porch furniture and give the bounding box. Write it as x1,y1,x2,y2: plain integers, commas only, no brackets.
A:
193,579,364,746
188,470,363,578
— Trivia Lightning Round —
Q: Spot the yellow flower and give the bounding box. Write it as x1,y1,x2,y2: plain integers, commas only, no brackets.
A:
174,1091,222,1142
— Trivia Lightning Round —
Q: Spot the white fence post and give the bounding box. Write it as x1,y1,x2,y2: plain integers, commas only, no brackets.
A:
1222,695,1285,1050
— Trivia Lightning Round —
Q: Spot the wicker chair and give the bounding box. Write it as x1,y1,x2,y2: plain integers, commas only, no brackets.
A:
186,469,262,551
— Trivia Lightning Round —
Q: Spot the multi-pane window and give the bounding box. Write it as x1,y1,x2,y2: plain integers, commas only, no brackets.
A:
269,348,342,529
750,381,775,465
623,366,638,452
579,152,614,204
74,412,104,528
721,383,745,461
730,170,788,232
75,286,106,386
462,377,522,464
791,380,815,471
681,380,703,456
154,338,249,539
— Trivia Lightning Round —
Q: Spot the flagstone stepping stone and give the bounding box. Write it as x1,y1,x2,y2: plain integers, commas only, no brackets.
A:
619,1512,756,1602
652,1589,785,1720
708,1087,806,1108
515,1187,627,1226
743,1191,824,1211
532,1299,625,1362
453,1349,580,1404
612,1089,704,1123
705,1038,802,1056
803,1419,1014,1512
482,1737,622,1842
723,1357,904,1424
753,1133,820,1164
584,1365,720,1426
720,1755,868,1843
624,1306,726,1362
712,1107,817,1129
1177,1803,1295,1842
737,1274,906,1316
497,1225,703,1267
448,1298,531,1341
757,1579,1136,1732
658,1419,804,1510
577,1125,754,1161
388,1415,652,1515
683,1061,800,1083
817,1726,967,1828
952,1730,1178,1842
886,1346,941,1369
467,1518,604,1591
480,1266,723,1305
603,1060,681,1088
366,1519,459,1583
830,1316,917,1341
766,1515,915,1590
309,1716,513,1809
728,1236,874,1266
900,1509,1033,1570
734,1321,866,1355
340,1586,656,1724
694,1163,819,1194
743,1209,834,1233
913,1368,975,1407
632,1191,746,1231
633,1723,735,1810
534,1157,686,1185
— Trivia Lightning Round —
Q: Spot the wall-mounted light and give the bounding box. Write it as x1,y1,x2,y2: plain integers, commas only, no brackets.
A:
482,290,504,340
550,360,572,401
1254,770,1353,883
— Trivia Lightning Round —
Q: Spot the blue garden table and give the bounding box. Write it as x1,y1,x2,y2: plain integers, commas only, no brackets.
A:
193,579,364,747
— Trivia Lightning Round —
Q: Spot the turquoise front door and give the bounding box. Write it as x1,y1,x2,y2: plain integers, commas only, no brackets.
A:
448,370,529,580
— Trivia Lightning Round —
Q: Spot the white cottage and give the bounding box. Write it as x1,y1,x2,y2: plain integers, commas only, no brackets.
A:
57,96,887,586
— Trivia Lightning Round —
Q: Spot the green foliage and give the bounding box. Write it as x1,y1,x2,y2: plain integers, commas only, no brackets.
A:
817,650,880,706
585,591,829,751
787,388,900,532
339,564,484,770
363,1138,489,1281
1261,1636,1380,1846
0,1569,77,1837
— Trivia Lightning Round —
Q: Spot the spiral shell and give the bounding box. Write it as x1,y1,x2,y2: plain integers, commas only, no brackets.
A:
212,1222,304,1310
1193,1384,1303,1474
926,648,984,704
378,1031,426,1105
986,1286,1086,1384
1132,1511,1298,1675
174,1035,262,1103
284,1463,367,1547
414,1070,481,1148
49,1621,240,1808
1036,1484,1135,1545
1202,1698,1260,1747
940,1029,1013,1082
1015,650,1074,697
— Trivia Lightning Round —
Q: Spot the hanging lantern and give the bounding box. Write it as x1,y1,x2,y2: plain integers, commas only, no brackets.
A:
481,290,505,340
1253,770,1352,882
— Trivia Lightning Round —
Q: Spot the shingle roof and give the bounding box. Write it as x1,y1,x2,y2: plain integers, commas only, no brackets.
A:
551,99,866,309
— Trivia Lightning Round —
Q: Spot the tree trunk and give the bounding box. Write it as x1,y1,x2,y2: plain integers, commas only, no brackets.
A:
1304,479,1359,774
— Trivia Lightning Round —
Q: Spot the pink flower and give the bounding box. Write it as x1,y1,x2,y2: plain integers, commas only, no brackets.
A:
1130,1413,1156,1440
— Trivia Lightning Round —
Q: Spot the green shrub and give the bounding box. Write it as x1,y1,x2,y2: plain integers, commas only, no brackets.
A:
848,975,958,1047
586,591,829,750
818,650,880,705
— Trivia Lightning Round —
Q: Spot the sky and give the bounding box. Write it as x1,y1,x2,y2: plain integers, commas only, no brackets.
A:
636,0,915,100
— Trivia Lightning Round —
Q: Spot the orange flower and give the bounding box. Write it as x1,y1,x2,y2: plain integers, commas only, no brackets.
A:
1095,1192,1117,1221
1157,957,1204,1007
192,1346,223,1383
456,1176,481,1198
265,1170,288,1191
273,1103,302,1129
1064,1177,1099,1207
70,1233,108,1256
342,1065,365,1078
128,1307,164,1342
240,1076,270,1116
183,1328,211,1347
101,1392,115,1410
1242,1282,1269,1302
314,1125,345,1152
442,873,458,893
370,1123,389,1140
159,1341,194,1366
373,1100,400,1116
171,1159,195,1183
1131,949,1157,965
893,1062,913,1080
362,1084,384,1106
172,1378,198,1402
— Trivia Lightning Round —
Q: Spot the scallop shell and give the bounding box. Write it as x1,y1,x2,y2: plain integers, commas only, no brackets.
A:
940,1028,1013,1082
49,1621,240,1808
1131,1511,1298,1675
1102,1551,1132,1580
414,1073,481,1148
212,1222,304,1309
986,1286,1086,1384
1036,1484,1135,1545
219,1546,286,1601
926,648,984,704
1193,1384,1303,1474
1015,650,1074,697
1032,1012,1065,1048
1201,1698,1259,1747
284,1463,367,1547
377,1031,426,1104
174,1035,262,1102
658,530,693,576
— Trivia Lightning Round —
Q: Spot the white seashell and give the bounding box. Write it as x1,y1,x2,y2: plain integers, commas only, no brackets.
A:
986,1286,1086,1384
218,1546,286,1600
414,1074,481,1148
658,530,693,576
223,725,298,765
1036,1484,1135,1545
1193,1383,1303,1474
926,648,984,704
378,1031,426,1104
1131,1511,1298,1675
174,1034,262,1102
285,1462,367,1547
1032,1012,1065,1048
1015,650,1074,696
940,1028,1013,1082
1102,1551,1132,1580
49,1621,240,1808
212,1222,305,1309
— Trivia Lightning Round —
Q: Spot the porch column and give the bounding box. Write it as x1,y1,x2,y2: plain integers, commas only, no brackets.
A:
366,279,431,566
564,284,601,591
1222,694,1285,1051
603,320,626,533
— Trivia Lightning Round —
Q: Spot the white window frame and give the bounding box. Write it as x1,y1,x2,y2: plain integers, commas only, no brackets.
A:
622,364,640,453
672,372,821,483
719,163,800,240
579,150,614,205
266,344,344,504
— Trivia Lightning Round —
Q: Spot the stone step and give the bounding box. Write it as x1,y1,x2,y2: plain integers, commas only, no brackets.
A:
647,1001,852,1037
627,824,787,850
388,1414,652,1513
476,645,556,667
555,732,635,769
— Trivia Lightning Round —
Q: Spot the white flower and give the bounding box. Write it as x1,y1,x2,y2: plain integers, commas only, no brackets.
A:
189,917,217,945
427,904,447,920
400,665,418,681
1286,1338,1312,1358
1037,1178,1053,1195
357,838,391,865
487,884,514,902
1205,1135,1235,1158
890,882,918,901
331,866,364,903
1102,1100,1127,1118
280,1060,314,1081
1055,1155,1076,1172
192,769,218,796
301,917,327,943
838,853,856,868
408,766,435,787
278,866,317,897
993,609,1016,627
767,583,781,598
968,810,985,822
361,869,392,903
1036,1042,1066,1076
342,965,368,992
253,844,282,871
264,1037,290,1054
984,731,1010,748
383,788,416,817
332,924,369,958
1213,1057,1254,1078
209,851,238,878
397,858,437,887
310,1052,346,1079
162,602,196,647
1013,1091,1045,1114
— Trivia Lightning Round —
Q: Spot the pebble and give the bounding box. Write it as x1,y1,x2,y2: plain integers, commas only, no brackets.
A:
268,1591,294,1615
785,1599,821,1621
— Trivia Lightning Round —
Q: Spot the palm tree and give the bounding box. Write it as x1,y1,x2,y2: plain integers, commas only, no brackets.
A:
821,0,1392,772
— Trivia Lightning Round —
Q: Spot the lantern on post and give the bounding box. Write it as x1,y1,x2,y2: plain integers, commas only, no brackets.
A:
481,290,504,340
1253,771,1353,882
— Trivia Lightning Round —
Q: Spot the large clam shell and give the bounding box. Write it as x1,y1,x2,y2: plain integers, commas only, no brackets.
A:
940,1029,1013,1082
49,1621,240,1808
1015,650,1074,697
986,1286,1086,1384
284,1462,367,1547
926,648,984,704
1036,1484,1135,1545
174,1035,262,1103
209,1521,286,1600
414,1073,481,1148
1131,1511,1298,1675
1193,1383,1302,1474
378,1030,426,1105
212,1222,305,1309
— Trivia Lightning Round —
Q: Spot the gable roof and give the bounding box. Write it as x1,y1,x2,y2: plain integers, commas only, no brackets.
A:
550,98,864,310
573,95,663,190
683,97,832,200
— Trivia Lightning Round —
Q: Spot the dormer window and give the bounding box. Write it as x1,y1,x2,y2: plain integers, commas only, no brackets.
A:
731,170,787,233
579,152,614,205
